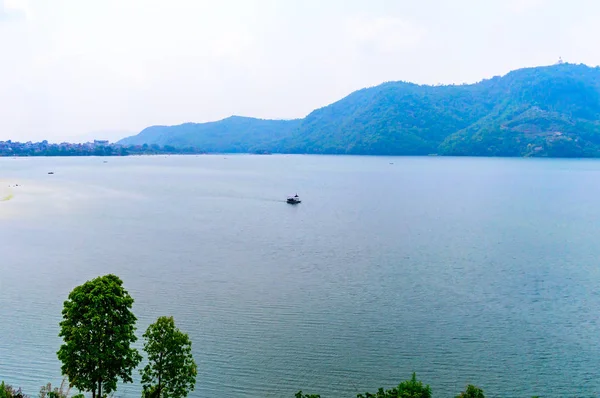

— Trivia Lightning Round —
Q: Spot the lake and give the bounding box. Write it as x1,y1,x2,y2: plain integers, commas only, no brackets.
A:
1,155,600,397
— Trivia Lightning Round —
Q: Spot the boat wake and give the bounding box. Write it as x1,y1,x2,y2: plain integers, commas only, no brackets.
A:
196,193,289,203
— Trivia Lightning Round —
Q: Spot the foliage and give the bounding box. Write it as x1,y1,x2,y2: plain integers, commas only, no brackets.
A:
455,384,485,398
295,392,321,398
140,316,197,398
357,373,432,398
118,63,600,158
39,380,69,398
57,274,142,398
0,382,28,398
38,378,84,398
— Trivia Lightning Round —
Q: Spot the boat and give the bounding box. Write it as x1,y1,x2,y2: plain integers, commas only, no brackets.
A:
48,172,54,175
287,194,301,204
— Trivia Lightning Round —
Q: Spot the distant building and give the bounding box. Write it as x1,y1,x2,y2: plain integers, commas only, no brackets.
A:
94,140,109,145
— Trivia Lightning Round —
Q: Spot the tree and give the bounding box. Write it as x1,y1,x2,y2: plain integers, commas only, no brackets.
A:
57,274,141,398
141,316,197,398
357,373,431,398
455,384,485,398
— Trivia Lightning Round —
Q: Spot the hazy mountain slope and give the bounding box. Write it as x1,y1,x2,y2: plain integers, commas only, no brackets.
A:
120,63,600,157
280,82,499,155
439,63,600,157
118,116,301,153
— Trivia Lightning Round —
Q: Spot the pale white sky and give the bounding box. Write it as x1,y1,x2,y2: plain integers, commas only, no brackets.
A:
0,0,598,142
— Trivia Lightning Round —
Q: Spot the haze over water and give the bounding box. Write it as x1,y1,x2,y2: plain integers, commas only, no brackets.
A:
1,155,600,397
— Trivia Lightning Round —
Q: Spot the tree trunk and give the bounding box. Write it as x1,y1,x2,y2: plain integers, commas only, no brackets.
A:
98,380,102,398
92,387,96,398
158,352,163,398
158,374,161,398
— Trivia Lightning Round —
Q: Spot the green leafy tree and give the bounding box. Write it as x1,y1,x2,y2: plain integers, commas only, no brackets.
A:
57,274,142,398
357,373,431,398
455,384,485,398
140,316,197,398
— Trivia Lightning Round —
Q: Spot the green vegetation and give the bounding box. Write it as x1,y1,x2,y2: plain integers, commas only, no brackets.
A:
295,392,321,398
0,381,27,398
295,375,540,398
141,317,197,398
455,384,485,398
0,274,199,398
357,373,431,398
38,379,83,398
119,63,600,158
57,275,142,398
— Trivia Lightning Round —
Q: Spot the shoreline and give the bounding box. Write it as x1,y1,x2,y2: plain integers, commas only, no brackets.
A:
3,152,600,159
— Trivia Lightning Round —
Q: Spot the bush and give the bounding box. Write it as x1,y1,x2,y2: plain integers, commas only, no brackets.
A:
295,392,321,398
39,378,83,398
0,382,28,398
455,385,485,398
357,373,432,398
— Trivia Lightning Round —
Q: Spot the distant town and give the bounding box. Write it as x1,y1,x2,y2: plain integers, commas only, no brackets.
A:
0,140,204,156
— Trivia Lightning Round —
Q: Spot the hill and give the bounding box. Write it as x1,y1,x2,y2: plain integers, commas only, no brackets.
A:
119,63,600,157
439,63,600,157
118,116,300,153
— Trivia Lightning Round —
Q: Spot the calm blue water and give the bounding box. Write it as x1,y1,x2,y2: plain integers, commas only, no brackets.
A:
1,155,600,398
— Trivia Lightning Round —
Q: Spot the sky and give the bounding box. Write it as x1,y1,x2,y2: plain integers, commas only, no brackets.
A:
0,0,599,142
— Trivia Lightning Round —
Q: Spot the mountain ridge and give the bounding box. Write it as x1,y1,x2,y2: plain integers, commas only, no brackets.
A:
119,63,600,157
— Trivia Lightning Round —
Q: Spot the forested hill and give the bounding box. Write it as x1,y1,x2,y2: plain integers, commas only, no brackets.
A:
118,116,301,154
119,63,600,157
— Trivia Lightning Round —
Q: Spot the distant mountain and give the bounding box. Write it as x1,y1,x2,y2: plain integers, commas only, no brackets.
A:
119,63,600,157
118,117,300,153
